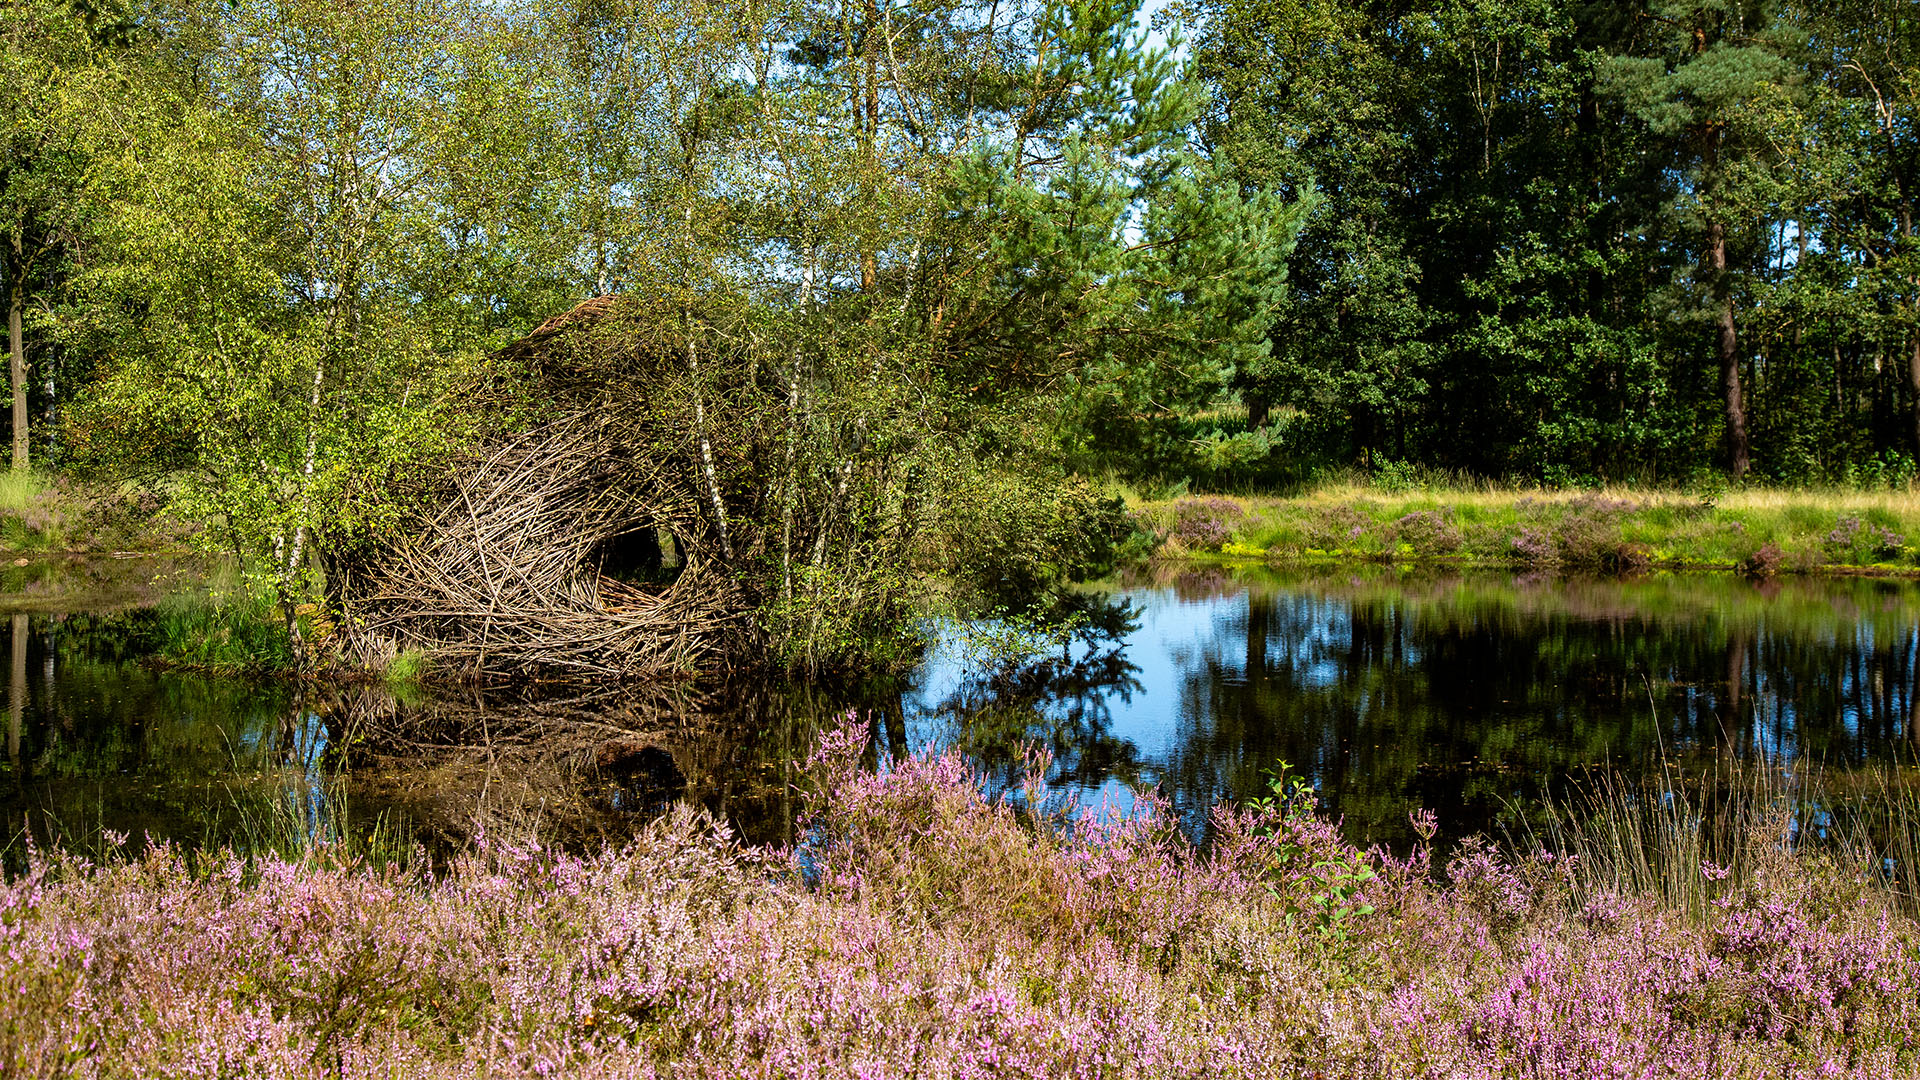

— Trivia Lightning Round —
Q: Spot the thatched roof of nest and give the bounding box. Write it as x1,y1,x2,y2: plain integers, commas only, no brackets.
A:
331,296,752,681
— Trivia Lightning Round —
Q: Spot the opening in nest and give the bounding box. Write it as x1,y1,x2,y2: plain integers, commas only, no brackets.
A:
591,526,684,587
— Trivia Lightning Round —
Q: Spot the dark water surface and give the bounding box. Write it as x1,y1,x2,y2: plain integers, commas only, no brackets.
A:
4,562,1918,856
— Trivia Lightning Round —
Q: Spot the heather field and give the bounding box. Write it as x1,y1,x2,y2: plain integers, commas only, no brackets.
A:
6,727,1919,1079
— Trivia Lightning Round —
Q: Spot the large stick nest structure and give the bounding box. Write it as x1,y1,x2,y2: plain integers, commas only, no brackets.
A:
332,297,757,679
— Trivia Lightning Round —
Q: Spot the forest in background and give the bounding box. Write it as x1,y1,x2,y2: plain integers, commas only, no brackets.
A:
2,0,1919,667
1188,0,1920,488
5,0,1918,489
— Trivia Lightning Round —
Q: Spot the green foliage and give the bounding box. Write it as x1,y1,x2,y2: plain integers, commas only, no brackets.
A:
6,0,1916,678
1180,0,1920,485
1248,762,1379,943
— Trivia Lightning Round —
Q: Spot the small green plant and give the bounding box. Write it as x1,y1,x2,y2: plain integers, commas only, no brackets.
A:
1370,457,1420,493
1249,762,1378,943
382,648,431,687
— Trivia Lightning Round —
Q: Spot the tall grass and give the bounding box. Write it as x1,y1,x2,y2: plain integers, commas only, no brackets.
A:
0,469,68,551
0,469,48,512
148,587,294,671
214,778,422,875
1515,759,1920,919
1,774,419,877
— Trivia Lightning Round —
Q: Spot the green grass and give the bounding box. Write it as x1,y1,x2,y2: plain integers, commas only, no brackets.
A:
382,648,431,691
1132,481,1920,573
0,468,48,511
0,469,193,555
0,469,69,551
1514,759,1920,921
150,586,296,673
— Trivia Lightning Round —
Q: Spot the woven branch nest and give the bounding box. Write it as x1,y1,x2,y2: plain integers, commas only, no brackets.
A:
335,409,750,679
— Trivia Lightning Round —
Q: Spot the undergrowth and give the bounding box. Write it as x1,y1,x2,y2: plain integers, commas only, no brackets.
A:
0,472,188,554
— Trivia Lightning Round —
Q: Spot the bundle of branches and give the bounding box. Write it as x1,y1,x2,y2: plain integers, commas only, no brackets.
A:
328,298,759,680
331,410,745,678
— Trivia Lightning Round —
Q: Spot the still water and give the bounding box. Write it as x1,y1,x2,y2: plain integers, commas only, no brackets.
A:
3,562,1917,856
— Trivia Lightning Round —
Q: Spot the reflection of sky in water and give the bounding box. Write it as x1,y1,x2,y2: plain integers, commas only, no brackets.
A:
906,588,1244,812
899,573,1920,842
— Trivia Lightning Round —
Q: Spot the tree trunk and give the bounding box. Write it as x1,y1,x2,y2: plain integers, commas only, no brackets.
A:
1909,337,1920,460
780,249,816,604
7,282,24,474
687,330,733,561
1246,392,1270,432
1709,218,1748,478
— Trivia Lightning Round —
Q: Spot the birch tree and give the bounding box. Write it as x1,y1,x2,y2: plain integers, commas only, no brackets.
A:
75,0,539,663
0,0,131,472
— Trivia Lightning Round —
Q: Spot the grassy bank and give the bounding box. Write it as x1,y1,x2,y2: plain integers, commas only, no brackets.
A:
137,565,432,684
0,471,191,556
7,729,1920,1077
1130,483,1920,574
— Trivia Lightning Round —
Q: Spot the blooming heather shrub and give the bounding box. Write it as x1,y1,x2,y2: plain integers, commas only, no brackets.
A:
1555,514,1652,573
1163,496,1244,551
1824,515,1906,564
1511,525,1557,565
1511,512,1648,572
1737,542,1786,579
1305,502,1372,551
6,731,1920,1077
1391,509,1463,557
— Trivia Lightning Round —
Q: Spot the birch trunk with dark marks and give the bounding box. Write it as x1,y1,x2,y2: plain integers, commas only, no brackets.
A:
7,264,25,473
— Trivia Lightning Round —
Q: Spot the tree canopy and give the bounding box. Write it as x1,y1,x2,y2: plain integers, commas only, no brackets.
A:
1,0,1914,664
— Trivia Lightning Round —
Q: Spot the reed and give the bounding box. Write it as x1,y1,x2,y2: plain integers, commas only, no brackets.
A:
1513,758,1920,919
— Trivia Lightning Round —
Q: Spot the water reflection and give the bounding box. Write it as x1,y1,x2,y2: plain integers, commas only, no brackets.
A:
934,566,1920,849
0,609,306,860
3,565,1918,857
909,595,1146,796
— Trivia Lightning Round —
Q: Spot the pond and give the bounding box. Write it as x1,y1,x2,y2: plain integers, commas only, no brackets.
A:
2,560,1917,859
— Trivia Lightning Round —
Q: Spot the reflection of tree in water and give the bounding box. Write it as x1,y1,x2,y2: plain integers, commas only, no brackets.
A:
1159,570,1920,852
9,570,1918,863
0,610,310,858
912,592,1145,796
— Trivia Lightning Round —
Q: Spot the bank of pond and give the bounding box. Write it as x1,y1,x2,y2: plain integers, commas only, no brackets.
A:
1135,485,1920,577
